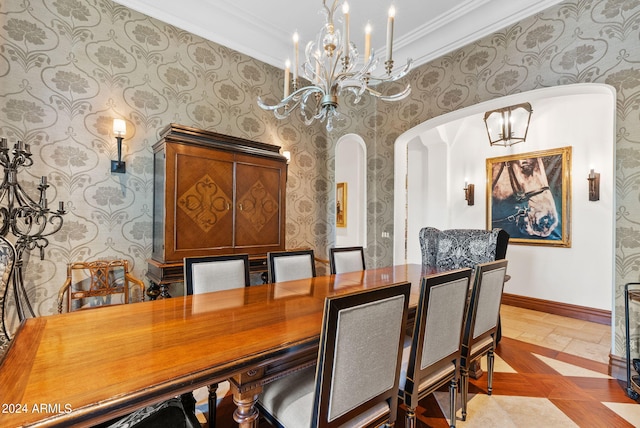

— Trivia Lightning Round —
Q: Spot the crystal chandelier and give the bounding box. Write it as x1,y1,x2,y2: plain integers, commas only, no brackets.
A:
258,0,413,132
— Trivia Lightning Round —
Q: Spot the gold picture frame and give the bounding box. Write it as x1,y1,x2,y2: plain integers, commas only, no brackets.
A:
336,182,347,228
486,146,571,247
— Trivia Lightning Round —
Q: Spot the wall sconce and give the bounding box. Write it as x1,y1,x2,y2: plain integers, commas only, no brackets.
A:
464,182,474,206
588,169,600,201
483,102,533,146
111,118,126,174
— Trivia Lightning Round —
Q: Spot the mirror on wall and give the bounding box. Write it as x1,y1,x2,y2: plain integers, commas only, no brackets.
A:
335,134,367,247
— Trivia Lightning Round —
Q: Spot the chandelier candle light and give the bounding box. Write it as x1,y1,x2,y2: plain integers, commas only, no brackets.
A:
258,0,413,131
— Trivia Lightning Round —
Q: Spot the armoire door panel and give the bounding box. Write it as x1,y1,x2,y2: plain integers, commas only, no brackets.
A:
167,143,235,257
235,161,283,249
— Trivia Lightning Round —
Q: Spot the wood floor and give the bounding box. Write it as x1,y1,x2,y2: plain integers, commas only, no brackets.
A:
204,304,640,427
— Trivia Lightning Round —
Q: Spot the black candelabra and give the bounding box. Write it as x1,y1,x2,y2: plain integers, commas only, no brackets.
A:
0,138,65,340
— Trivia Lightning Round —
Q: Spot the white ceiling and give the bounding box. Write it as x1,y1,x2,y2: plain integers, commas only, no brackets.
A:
114,0,563,70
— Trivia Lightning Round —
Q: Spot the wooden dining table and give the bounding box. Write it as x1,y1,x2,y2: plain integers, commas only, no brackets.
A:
0,264,427,428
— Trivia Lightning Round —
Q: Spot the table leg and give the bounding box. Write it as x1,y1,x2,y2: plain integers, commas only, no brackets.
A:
232,391,260,427
230,370,264,428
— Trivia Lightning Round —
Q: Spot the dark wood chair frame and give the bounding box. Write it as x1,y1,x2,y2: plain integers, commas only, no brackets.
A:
400,268,472,428
184,253,251,295
259,281,411,427
183,253,251,428
329,246,366,274
267,249,316,283
460,259,509,421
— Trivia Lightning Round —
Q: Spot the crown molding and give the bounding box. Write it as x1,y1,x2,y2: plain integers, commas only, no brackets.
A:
114,0,564,70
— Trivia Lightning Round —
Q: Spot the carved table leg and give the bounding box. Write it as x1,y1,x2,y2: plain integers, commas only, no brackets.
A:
231,369,264,428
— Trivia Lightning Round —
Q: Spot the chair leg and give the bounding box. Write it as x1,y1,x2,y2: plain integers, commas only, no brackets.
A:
405,406,416,428
460,367,469,421
449,378,457,428
487,350,495,396
208,383,218,428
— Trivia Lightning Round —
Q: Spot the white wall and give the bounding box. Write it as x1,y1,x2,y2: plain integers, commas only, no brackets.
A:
394,84,615,311
336,135,367,247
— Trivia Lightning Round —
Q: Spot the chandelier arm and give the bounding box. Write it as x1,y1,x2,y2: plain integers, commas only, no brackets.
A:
366,59,414,85
257,85,325,111
365,83,412,101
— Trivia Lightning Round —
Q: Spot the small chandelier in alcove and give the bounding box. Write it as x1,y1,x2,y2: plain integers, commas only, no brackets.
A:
483,102,533,147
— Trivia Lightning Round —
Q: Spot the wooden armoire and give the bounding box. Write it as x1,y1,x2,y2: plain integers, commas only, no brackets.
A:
147,124,287,296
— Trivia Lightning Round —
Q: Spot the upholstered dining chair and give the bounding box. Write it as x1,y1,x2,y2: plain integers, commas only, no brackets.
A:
57,259,145,314
184,253,251,294
460,259,508,421
398,268,472,428
0,235,16,351
267,249,316,283
258,280,411,427
329,246,366,274
183,253,251,427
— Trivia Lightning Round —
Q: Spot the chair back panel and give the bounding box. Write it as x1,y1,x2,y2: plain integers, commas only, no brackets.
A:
315,281,411,426
329,247,365,274
329,295,405,421
462,260,508,355
185,255,250,295
472,264,508,340
421,272,471,369
268,250,316,283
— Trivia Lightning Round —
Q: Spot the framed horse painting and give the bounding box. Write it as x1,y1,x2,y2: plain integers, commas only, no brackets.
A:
486,146,572,247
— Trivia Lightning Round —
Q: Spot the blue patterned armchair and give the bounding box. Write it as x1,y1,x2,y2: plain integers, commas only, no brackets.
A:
419,227,509,272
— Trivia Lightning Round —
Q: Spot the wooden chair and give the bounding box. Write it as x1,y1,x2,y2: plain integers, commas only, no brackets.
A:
258,281,411,427
267,249,316,283
57,259,144,314
0,235,15,351
183,253,251,427
329,246,365,274
460,259,508,421
399,268,472,428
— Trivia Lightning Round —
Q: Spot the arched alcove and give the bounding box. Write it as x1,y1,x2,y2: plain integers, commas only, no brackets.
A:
394,84,615,317
335,134,367,247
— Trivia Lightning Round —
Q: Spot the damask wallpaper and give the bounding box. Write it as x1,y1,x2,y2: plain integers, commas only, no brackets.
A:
1,0,640,361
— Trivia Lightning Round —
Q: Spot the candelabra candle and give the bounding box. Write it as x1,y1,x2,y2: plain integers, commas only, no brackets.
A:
0,137,66,339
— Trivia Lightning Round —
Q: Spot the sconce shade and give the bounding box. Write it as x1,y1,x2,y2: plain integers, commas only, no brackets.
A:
484,102,532,147
282,150,291,163
113,118,126,136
